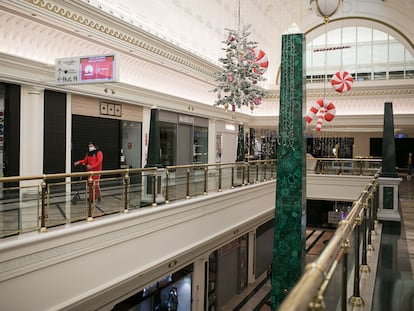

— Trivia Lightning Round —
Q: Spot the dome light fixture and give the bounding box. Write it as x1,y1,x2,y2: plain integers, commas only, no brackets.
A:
310,0,342,23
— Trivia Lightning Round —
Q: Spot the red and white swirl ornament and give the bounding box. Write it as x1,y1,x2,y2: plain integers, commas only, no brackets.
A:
251,47,269,74
331,70,353,92
306,99,336,131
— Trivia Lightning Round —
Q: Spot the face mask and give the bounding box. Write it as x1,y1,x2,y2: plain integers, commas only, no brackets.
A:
89,146,96,152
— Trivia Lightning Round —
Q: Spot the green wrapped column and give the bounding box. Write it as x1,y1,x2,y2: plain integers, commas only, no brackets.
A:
377,102,401,221
380,102,398,179
271,33,307,309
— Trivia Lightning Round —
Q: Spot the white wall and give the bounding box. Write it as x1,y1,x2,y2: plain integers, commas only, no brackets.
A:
353,132,383,157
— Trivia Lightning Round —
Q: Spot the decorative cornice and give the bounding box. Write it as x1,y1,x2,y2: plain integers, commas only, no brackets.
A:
25,0,218,80
18,0,414,103
264,87,414,99
307,88,414,99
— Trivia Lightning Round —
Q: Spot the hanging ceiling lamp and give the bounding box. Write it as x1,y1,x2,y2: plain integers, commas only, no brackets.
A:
310,0,342,23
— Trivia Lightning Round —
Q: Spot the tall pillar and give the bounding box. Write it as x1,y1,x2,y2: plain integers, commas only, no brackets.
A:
377,102,401,221
247,229,256,284
142,108,164,204
380,102,398,178
146,108,162,168
271,33,307,309
249,128,256,158
141,106,151,167
236,124,245,162
191,256,208,311
208,119,217,164
20,85,44,178
20,85,44,230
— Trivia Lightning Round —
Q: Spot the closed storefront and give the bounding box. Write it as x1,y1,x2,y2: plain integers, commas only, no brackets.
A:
158,110,208,166
71,95,143,170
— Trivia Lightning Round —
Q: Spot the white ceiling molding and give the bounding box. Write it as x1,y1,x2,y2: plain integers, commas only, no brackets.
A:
0,0,221,80
0,0,413,134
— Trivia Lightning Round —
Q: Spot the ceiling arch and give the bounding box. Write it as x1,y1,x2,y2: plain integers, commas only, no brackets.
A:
305,17,414,53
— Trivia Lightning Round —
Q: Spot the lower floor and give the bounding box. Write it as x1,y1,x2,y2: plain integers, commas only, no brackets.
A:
220,173,414,311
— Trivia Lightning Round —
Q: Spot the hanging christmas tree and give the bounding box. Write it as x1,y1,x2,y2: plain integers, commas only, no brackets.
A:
213,24,267,112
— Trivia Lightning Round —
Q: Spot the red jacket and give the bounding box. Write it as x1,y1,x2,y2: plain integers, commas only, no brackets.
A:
78,150,103,172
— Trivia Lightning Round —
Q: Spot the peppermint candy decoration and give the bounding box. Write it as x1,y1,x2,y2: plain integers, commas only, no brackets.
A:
306,99,336,131
251,48,269,74
331,70,354,92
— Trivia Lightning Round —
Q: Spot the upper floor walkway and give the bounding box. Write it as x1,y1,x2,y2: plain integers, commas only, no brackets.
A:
0,157,381,238
0,158,383,310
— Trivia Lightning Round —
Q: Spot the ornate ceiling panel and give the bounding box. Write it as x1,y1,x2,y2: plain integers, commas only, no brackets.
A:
0,0,413,134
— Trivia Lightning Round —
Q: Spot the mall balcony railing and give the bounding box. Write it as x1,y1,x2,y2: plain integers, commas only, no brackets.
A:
310,156,382,176
278,170,381,311
0,160,275,238
0,157,383,309
0,157,380,238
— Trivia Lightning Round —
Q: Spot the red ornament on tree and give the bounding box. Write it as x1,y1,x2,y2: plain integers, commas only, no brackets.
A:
251,47,269,74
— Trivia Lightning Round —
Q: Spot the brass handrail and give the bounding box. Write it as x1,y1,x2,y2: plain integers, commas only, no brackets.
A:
0,161,276,237
277,171,380,311
311,157,382,175
0,158,378,240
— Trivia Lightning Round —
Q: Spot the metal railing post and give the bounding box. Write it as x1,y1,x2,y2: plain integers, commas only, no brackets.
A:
218,165,222,192
123,170,130,213
308,294,325,311
255,163,259,183
271,160,275,179
165,169,170,204
242,164,246,186
87,175,94,222
152,170,157,207
372,182,379,237
204,166,208,195
39,179,47,232
309,240,347,311
247,163,250,185
349,215,364,307
341,239,350,311
186,168,191,199
360,198,370,274
367,192,374,252
231,165,235,189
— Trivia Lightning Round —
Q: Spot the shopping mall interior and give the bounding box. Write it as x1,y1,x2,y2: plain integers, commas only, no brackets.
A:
0,0,414,310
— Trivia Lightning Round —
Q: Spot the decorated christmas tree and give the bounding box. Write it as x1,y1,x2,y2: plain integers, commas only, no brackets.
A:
213,24,267,112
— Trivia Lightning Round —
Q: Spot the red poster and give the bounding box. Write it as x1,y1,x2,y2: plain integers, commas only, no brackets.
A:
80,55,115,82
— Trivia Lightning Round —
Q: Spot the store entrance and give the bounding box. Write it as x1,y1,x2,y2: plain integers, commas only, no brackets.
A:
112,264,193,311
72,115,120,171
